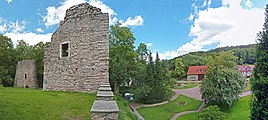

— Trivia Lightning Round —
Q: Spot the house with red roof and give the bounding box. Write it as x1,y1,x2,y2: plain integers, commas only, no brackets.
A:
236,65,254,78
187,66,208,81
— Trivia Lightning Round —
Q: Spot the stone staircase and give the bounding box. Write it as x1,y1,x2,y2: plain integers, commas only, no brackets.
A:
90,83,119,120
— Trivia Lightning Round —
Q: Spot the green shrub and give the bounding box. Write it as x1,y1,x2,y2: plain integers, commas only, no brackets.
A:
198,105,227,120
133,85,152,103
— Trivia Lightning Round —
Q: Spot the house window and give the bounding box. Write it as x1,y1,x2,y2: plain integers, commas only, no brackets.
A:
25,74,27,79
60,42,70,57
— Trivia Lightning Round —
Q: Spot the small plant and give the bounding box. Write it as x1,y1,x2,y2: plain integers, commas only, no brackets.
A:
177,101,187,106
198,105,227,120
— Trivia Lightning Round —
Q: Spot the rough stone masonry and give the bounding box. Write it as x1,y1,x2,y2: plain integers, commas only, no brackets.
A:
43,3,109,92
14,60,38,88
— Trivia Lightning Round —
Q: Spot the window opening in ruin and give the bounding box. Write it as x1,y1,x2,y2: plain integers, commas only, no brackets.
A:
25,74,27,79
61,42,69,57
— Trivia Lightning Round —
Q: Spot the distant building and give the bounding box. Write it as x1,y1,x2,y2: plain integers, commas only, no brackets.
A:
236,65,254,78
187,66,208,81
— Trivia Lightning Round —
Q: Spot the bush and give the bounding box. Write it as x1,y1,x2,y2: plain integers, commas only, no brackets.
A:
133,85,152,103
198,105,227,120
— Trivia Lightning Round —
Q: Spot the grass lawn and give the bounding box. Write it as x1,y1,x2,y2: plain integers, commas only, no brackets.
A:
177,95,252,120
223,95,252,120
137,95,202,120
243,81,251,92
174,82,200,90
176,112,199,120
0,87,136,120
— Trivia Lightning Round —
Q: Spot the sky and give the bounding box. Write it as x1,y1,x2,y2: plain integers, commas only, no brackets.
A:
0,0,267,59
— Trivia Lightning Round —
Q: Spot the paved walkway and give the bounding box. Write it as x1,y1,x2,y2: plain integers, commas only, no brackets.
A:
172,85,203,101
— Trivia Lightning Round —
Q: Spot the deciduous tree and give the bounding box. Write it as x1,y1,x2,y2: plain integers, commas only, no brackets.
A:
200,51,245,106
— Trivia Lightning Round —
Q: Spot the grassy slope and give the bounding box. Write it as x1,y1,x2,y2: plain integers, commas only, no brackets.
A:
115,96,137,120
137,95,202,120
0,87,136,120
177,95,252,120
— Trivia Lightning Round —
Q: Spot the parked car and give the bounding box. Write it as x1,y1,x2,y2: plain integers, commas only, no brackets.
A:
122,92,134,101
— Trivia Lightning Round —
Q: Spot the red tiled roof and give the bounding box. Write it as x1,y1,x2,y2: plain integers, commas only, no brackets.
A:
187,66,208,75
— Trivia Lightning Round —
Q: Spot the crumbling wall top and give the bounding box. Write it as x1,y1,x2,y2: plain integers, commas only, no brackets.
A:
64,3,103,20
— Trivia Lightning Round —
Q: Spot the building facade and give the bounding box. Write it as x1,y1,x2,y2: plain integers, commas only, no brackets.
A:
43,3,109,92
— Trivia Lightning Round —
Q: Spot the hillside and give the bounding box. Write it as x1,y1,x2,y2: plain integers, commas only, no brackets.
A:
168,44,256,79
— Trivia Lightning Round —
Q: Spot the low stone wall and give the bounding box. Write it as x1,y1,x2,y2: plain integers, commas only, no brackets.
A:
90,83,119,120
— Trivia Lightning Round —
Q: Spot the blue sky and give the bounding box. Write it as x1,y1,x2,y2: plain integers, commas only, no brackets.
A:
0,0,267,59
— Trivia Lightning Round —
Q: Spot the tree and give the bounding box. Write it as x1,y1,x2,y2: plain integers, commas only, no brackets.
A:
171,58,185,80
198,105,227,120
134,52,171,103
31,42,49,88
0,35,16,86
109,24,138,93
200,51,245,106
251,4,268,120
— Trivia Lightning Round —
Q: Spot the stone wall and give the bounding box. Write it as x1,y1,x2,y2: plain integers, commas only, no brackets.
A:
14,60,38,88
43,3,109,92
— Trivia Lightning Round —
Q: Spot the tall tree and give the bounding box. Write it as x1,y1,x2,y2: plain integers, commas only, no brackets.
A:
251,5,268,120
200,51,245,106
0,35,16,86
109,24,138,93
172,58,185,79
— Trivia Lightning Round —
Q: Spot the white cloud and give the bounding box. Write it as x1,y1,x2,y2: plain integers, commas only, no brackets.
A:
0,18,7,33
121,16,144,27
43,0,86,27
245,0,252,8
36,28,44,33
0,23,7,33
5,32,52,46
43,0,143,27
145,43,152,47
9,20,26,33
6,0,12,4
159,0,265,60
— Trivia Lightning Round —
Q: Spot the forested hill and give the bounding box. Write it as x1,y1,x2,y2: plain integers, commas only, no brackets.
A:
168,44,256,79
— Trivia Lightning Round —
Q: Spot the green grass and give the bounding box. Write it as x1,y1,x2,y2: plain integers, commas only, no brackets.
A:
174,82,200,90
176,112,199,120
137,95,202,120
177,95,252,120
243,81,251,92
0,87,95,120
0,87,137,120
223,95,252,120
115,96,138,120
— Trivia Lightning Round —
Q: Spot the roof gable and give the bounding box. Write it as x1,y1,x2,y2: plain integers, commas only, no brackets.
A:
187,66,208,75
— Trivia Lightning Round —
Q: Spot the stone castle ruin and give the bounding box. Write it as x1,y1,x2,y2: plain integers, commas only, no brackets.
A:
43,3,109,92
14,60,38,88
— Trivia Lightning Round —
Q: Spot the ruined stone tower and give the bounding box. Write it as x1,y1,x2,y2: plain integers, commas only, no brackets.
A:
14,60,38,88
43,3,109,92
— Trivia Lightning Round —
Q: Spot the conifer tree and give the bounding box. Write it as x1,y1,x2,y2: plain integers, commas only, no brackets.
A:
250,4,268,120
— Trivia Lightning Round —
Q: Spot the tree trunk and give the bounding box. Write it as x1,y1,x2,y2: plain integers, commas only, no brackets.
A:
114,82,119,94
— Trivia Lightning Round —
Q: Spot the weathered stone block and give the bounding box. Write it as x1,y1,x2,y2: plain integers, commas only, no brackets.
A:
14,60,38,88
91,100,119,120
